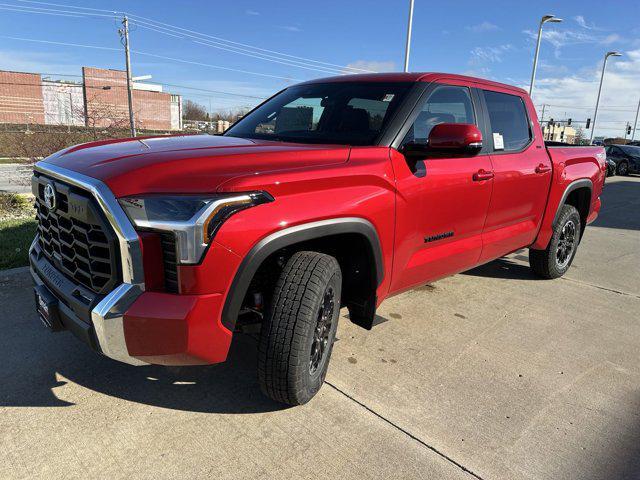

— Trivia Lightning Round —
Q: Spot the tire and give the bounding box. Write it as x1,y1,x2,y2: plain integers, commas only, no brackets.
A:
529,204,581,279
258,251,342,405
617,161,629,176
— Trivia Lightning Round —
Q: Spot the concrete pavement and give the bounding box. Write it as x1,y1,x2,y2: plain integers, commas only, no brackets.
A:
1,175,639,480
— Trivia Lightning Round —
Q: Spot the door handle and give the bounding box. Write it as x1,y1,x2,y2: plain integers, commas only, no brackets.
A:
535,163,551,174
473,169,494,181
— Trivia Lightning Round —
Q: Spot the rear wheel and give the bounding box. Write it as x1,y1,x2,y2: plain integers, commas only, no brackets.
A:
529,204,581,279
258,251,342,405
617,161,629,176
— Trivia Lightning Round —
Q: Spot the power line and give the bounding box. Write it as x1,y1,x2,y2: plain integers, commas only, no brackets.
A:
0,2,113,17
126,14,371,73
537,103,636,111
0,35,304,82
0,5,82,17
13,0,369,74
133,21,347,76
35,72,265,99
16,0,116,14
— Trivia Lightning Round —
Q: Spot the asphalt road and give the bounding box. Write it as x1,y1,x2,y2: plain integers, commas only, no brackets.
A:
0,163,32,194
1,175,639,480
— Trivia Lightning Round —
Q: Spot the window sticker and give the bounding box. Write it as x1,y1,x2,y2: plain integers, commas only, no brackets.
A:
382,94,395,102
493,132,504,150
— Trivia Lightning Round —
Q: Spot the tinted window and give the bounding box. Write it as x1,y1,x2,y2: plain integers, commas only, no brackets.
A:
619,145,640,156
402,85,475,144
225,82,412,146
483,90,531,151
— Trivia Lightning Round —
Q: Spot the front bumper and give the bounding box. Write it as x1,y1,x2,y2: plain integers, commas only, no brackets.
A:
30,162,233,366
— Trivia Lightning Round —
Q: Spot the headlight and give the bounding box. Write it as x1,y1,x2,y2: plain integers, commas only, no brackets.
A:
118,192,272,264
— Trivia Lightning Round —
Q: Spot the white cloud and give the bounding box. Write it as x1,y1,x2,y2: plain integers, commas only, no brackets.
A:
342,60,396,73
574,15,607,31
463,67,492,78
539,62,568,74
531,49,640,139
469,44,513,64
279,25,301,32
466,21,499,33
602,33,622,45
245,10,260,16
523,28,623,58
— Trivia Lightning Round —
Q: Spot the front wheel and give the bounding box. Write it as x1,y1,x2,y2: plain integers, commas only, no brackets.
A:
617,161,629,176
258,251,342,405
529,204,581,279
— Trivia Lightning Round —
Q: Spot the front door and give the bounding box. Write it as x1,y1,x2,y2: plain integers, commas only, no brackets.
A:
478,89,552,262
389,84,494,295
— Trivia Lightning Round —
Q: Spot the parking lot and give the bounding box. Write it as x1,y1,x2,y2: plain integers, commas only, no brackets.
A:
1,175,638,480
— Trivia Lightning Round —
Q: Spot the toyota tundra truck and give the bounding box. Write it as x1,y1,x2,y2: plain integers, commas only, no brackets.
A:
29,73,606,405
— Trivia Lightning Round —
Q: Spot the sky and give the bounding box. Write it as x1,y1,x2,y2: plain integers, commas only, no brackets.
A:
0,0,639,138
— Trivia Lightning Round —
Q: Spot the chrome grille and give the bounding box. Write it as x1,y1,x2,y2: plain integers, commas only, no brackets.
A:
33,175,120,294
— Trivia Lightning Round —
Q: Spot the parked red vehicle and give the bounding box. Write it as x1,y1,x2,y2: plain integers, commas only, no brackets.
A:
30,73,606,405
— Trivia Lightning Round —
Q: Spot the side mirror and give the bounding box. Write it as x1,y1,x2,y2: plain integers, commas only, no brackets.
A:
401,123,483,159
428,123,483,154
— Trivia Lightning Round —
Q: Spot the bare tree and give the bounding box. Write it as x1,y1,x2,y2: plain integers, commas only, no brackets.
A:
183,100,210,121
211,107,251,123
81,91,136,140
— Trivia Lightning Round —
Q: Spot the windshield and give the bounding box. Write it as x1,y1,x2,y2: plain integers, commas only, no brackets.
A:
224,82,413,146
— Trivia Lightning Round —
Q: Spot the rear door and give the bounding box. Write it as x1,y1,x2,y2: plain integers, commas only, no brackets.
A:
389,83,494,294
478,88,552,262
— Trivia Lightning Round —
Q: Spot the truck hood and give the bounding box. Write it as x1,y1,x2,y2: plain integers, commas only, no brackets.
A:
41,134,350,197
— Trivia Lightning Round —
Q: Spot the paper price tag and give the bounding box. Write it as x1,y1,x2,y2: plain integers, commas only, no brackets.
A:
493,133,504,150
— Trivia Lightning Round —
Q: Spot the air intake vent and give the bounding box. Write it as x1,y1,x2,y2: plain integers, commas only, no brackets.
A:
159,232,179,293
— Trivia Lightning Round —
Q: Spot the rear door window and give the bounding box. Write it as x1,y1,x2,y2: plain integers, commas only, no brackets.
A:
482,90,532,152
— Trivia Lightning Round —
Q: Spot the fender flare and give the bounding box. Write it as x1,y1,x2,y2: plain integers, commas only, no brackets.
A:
552,178,593,226
221,217,384,331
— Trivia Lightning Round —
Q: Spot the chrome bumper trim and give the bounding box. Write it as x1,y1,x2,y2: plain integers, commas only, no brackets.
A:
32,161,146,366
91,283,146,365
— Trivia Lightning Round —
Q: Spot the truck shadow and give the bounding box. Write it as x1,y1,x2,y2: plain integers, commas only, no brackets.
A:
461,257,540,281
0,278,289,413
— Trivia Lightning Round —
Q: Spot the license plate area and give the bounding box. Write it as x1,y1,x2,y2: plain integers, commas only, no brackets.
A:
34,284,65,332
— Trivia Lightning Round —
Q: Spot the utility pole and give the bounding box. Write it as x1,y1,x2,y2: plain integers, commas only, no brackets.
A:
403,0,415,72
632,97,640,141
120,16,136,137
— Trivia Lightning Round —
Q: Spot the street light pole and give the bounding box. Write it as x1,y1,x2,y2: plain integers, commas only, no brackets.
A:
120,16,136,137
589,51,622,143
632,97,640,141
403,0,415,73
529,14,562,96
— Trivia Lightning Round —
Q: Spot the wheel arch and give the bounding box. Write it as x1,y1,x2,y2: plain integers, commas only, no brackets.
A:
221,217,384,331
554,179,592,237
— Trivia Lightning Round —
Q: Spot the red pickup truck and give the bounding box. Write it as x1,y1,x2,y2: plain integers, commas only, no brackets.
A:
30,73,606,405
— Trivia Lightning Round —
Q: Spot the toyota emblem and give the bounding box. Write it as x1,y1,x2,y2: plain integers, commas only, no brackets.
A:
43,183,57,211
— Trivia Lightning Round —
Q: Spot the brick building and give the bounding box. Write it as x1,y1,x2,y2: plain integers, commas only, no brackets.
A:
0,71,45,125
83,67,181,131
0,67,182,131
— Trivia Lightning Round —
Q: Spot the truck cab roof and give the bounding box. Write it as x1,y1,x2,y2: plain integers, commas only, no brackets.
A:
300,72,528,95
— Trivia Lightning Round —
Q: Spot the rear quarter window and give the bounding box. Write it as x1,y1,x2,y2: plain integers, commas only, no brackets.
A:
482,90,532,152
